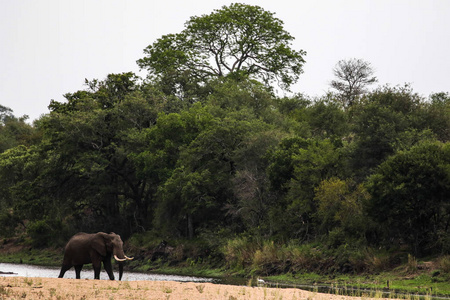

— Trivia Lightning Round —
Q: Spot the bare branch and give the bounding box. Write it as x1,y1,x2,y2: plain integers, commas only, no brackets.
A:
330,58,377,107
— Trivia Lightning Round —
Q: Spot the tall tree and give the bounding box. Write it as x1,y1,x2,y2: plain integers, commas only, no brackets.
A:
366,141,450,256
349,85,425,179
0,105,14,124
424,92,450,142
267,137,340,241
44,73,160,235
0,106,38,153
314,178,368,243
137,3,306,97
306,98,349,140
330,58,377,107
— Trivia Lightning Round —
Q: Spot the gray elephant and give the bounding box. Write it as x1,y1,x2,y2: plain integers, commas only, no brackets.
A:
58,232,133,280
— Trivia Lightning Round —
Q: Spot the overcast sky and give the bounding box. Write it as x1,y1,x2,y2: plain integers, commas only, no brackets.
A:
1,0,449,122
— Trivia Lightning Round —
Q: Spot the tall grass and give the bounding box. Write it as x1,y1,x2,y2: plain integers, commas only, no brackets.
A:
223,236,403,276
438,255,450,273
223,238,329,275
406,254,418,273
223,236,258,270
284,243,324,272
361,248,391,272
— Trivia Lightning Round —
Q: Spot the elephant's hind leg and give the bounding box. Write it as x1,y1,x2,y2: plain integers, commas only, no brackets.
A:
58,265,71,278
74,265,83,279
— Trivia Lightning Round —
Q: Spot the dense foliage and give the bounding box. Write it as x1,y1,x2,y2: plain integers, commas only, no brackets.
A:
1,3,449,275
137,3,306,97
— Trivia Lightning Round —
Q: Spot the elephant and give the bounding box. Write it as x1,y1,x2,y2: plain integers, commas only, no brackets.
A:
58,232,133,280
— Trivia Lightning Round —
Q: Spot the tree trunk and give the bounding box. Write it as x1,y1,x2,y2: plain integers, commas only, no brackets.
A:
187,213,194,239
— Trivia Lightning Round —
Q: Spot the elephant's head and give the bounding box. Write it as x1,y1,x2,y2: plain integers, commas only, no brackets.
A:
93,232,133,280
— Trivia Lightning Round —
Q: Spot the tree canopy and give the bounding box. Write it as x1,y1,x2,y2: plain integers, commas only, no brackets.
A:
137,3,306,96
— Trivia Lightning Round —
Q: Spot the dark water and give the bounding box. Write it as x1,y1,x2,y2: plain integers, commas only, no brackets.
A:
0,263,214,282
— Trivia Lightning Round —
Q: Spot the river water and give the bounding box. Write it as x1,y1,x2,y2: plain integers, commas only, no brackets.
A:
2,263,449,299
0,263,215,282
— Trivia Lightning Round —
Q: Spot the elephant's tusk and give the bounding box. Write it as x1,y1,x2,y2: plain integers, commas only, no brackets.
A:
114,255,127,262
125,255,134,260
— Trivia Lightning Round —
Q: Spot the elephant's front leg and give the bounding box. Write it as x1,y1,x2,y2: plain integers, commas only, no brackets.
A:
103,258,115,280
92,261,102,279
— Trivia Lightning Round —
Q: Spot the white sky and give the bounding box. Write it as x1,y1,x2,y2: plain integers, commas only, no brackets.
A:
1,0,449,122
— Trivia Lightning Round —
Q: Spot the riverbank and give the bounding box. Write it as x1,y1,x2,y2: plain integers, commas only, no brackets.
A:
2,240,450,298
0,276,394,299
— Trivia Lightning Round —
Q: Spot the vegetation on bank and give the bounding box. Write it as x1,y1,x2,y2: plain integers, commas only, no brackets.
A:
0,3,449,298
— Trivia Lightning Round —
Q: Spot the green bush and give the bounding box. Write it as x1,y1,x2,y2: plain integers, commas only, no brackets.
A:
127,231,162,249
0,212,20,238
27,218,65,248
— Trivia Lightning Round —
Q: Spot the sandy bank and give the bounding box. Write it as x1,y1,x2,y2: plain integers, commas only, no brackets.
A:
0,276,391,299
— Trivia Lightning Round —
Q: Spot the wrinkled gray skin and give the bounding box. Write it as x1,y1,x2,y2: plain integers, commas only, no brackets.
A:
58,232,133,280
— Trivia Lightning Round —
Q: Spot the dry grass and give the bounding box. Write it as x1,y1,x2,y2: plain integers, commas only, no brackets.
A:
0,276,394,299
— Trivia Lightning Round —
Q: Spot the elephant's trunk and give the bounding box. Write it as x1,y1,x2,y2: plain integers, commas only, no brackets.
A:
113,245,133,281
118,262,123,281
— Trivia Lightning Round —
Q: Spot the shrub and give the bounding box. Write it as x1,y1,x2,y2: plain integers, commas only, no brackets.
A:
27,218,65,247
222,236,258,270
285,243,324,272
406,254,418,273
0,212,20,238
128,231,162,249
252,240,285,275
438,255,450,273
361,248,391,272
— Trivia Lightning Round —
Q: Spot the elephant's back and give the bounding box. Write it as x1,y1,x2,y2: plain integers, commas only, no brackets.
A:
66,233,91,246
63,233,93,264
70,232,90,239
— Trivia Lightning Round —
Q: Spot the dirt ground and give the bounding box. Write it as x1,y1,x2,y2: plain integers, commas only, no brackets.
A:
0,276,392,300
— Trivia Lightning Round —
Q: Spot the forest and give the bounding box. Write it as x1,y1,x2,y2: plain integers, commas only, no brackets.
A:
1,3,449,276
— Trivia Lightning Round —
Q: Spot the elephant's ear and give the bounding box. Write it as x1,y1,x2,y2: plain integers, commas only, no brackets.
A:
92,232,109,257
